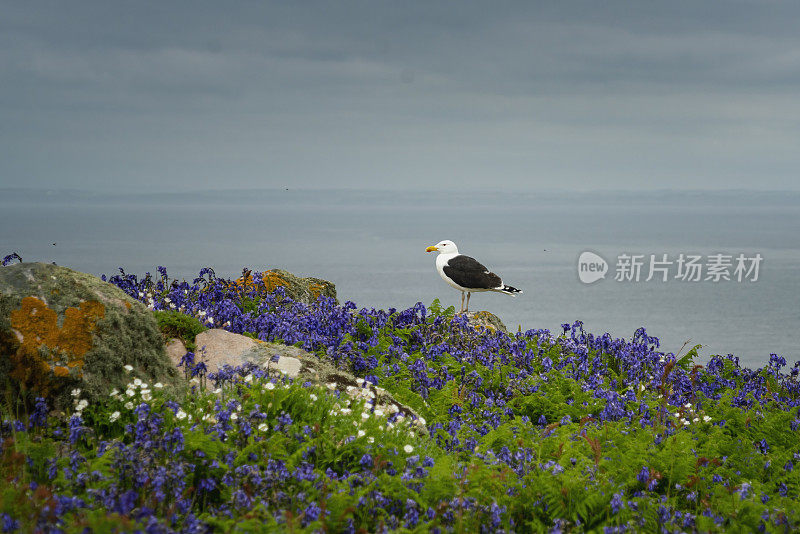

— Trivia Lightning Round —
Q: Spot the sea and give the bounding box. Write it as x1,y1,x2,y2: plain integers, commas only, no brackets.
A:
1,187,798,370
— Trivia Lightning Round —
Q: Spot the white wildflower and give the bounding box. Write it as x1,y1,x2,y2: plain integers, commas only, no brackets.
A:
340,408,352,415
358,430,366,437
154,383,163,389
265,382,275,390
258,423,268,432
133,378,142,387
418,417,426,425
75,399,88,412
368,437,374,444
244,374,253,383
110,388,119,398
374,408,385,417
109,411,120,423
230,412,238,421
703,415,712,422
361,412,370,420
70,388,81,397
213,388,223,394
326,382,337,391
126,388,135,398
123,364,133,373
176,409,187,420
404,444,414,454
124,401,134,410
141,390,152,401
684,403,692,409
693,417,700,423
207,317,214,325
309,394,318,401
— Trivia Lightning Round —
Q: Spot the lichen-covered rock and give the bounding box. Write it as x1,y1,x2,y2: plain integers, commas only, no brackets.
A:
464,310,509,334
234,269,337,305
0,262,179,411
182,328,427,434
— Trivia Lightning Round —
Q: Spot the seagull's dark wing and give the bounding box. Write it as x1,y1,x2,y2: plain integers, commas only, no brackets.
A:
443,255,502,289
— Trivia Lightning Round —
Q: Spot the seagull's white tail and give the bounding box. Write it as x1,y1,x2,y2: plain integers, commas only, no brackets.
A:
495,285,522,296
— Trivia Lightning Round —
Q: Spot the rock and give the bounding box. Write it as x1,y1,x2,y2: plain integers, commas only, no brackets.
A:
190,328,427,434
192,329,305,378
0,262,179,411
165,338,187,367
234,268,337,305
463,310,509,334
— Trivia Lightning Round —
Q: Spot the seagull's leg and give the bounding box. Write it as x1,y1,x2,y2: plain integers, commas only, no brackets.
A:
466,292,471,313
460,291,465,313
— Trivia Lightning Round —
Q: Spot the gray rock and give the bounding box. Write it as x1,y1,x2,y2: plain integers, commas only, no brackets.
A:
463,310,509,334
165,338,188,367
193,329,304,378
0,262,179,411
235,268,337,305
191,328,427,434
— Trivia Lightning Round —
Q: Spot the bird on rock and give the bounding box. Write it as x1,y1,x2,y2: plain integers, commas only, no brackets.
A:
425,240,522,313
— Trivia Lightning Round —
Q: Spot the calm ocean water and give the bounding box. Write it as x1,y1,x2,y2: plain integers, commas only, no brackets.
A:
2,188,798,369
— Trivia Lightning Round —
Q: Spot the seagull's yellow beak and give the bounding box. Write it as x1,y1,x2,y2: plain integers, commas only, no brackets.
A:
425,245,438,252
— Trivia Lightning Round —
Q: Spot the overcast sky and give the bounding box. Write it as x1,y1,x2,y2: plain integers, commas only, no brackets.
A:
2,1,799,192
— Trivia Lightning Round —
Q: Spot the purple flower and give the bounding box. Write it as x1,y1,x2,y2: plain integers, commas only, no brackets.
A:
360,454,373,470
1,512,20,532
610,492,624,514
303,502,322,525
636,466,649,485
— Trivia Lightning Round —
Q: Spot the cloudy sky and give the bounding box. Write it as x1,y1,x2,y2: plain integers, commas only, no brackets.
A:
2,1,799,192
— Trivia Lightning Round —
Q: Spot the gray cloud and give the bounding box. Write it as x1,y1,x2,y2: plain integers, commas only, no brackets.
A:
1,0,799,191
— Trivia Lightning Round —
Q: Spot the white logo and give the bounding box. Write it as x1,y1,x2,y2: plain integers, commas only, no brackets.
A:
578,251,608,284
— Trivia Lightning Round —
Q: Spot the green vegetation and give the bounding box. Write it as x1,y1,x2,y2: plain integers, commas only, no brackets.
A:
153,309,207,351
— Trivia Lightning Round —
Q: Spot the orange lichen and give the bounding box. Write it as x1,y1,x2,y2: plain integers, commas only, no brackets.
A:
7,296,105,393
308,282,324,299
472,312,497,332
234,270,288,295
261,272,288,292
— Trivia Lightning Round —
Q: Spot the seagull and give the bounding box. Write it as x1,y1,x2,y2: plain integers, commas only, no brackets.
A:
425,240,522,313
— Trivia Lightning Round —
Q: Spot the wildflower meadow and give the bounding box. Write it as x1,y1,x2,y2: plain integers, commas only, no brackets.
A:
2,263,799,532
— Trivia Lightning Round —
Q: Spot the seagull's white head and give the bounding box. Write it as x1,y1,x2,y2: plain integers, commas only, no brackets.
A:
425,240,459,255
